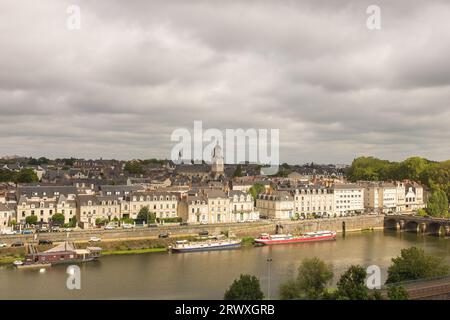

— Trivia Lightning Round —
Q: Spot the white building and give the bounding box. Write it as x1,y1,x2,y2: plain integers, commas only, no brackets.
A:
332,184,364,216
294,187,334,218
228,190,259,222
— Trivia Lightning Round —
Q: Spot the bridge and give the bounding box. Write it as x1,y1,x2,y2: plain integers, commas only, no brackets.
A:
382,276,450,300
384,214,450,236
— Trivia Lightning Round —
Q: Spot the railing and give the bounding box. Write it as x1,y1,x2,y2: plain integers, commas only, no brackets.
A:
381,275,450,290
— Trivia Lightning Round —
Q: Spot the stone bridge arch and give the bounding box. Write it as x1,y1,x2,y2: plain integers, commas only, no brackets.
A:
427,222,442,236
384,219,398,230
404,220,419,233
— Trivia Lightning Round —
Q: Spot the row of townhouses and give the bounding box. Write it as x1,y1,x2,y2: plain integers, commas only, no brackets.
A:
0,181,426,230
255,182,425,219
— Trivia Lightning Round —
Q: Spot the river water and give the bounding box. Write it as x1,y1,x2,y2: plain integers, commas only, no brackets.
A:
1,230,450,299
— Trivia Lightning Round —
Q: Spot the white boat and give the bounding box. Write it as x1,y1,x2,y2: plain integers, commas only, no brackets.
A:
170,239,242,253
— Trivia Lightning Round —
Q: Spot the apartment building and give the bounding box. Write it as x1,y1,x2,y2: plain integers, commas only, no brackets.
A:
228,190,259,222
332,184,364,216
0,203,14,229
203,189,230,223
16,186,77,224
405,182,425,212
361,182,397,214
76,194,122,228
294,186,334,218
256,191,294,219
122,191,178,219
178,193,209,224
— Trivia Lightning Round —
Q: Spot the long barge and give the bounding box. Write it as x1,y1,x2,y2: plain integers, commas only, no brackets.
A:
169,239,242,253
254,230,336,245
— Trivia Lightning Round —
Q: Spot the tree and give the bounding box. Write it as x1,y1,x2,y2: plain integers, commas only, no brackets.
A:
95,217,109,226
279,257,333,300
68,216,77,228
386,247,449,283
417,208,427,217
51,213,65,225
16,169,39,183
137,206,150,222
25,215,38,225
426,189,449,217
249,183,266,201
387,285,409,300
224,274,264,300
233,165,243,177
336,265,369,300
136,207,156,223
124,161,144,175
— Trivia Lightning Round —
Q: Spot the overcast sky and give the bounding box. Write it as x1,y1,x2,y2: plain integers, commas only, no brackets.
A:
1,0,450,164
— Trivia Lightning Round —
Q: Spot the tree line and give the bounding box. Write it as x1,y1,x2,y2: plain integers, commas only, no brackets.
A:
347,156,450,217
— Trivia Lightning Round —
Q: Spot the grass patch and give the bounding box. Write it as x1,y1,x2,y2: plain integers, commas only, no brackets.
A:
0,254,23,265
241,237,255,246
102,247,167,256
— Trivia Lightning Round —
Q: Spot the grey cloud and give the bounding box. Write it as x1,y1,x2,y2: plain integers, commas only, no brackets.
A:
1,0,450,163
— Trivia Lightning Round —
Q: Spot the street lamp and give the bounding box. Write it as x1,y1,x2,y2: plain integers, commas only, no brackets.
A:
267,257,273,299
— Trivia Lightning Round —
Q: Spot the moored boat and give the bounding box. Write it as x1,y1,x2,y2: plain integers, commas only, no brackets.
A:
254,230,336,245
14,242,102,268
169,239,242,253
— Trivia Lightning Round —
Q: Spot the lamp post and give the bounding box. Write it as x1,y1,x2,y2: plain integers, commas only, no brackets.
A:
267,257,273,299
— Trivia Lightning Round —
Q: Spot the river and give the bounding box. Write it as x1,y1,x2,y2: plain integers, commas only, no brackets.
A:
1,230,450,299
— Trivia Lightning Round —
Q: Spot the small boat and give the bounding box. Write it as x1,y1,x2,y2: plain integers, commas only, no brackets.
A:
169,239,242,253
254,230,336,245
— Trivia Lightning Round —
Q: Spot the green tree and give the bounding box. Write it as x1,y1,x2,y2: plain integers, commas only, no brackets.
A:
95,217,109,226
233,165,243,177
51,213,65,225
124,161,144,175
68,216,77,228
136,207,156,223
137,206,150,222
249,183,266,201
387,285,409,300
25,215,38,225
417,208,427,216
336,265,369,300
16,169,39,183
224,274,264,300
386,247,450,283
279,257,333,300
426,189,449,217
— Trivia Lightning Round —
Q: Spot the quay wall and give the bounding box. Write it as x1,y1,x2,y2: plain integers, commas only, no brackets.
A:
0,215,384,245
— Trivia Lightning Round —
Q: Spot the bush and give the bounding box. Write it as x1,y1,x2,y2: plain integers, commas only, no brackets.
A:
386,247,449,283
25,215,38,225
51,213,65,225
157,217,182,223
387,285,409,300
279,257,333,300
224,274,264,300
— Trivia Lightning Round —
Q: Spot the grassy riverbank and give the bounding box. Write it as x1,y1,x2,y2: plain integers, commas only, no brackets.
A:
102,247,167,255
0,254,23,265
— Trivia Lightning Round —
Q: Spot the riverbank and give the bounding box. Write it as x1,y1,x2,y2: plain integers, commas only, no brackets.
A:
0,222,384,265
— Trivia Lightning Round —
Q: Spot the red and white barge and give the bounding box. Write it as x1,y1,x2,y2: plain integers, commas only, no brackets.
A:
254,230,336,245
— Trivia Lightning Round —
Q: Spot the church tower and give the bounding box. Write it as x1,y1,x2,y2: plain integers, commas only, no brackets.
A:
211,141,224,177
